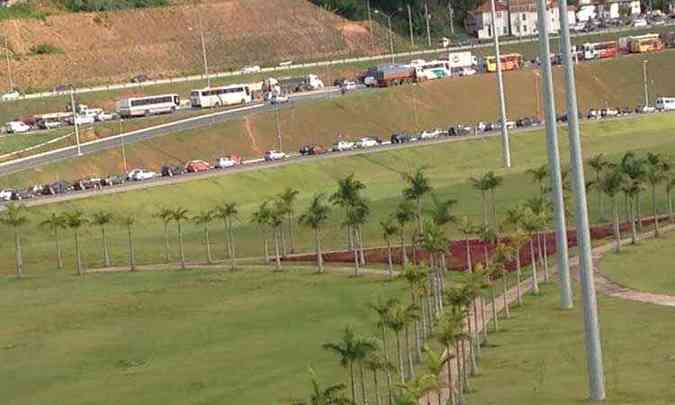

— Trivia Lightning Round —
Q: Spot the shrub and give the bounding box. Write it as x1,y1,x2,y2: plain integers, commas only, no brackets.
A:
64,0,169,12
30,43,62,55
0,3,49,21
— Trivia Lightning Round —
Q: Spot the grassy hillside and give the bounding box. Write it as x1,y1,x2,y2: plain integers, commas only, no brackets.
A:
3,50,675,187
0,0,394,91
4,114,675,277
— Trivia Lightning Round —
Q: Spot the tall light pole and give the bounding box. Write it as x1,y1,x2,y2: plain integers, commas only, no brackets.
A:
374,10,395,63
490,0,512,168
642,59,649,107
407,4,415,47
366,0,374,49
558,0,606,400
424,1,432,47
4,36,13,92
69,87,82,156
448,2,455,35
119,118,128,173
197,11,210,88
275,103,282,152
536,0,573,310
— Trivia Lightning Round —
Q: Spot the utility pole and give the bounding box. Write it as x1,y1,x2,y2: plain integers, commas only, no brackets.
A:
407,4,415,47
4,36,13,92
119,118,128,173
642,59,649,107
366,0,374,49
70,87,82,156
198,12,210,88
558,0,606,400
424,1,432,47
275,103,282,152
490,0,512,168
536,0,573,310
448,2,455,35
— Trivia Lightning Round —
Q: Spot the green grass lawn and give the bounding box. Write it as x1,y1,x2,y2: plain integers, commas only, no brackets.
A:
3,114,675,277
599,231,675,296
0,266,408,405
466,283,675,404
0,130,71,156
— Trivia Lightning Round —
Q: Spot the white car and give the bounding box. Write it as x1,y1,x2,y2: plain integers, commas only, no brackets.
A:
638,105,656,113
333,140,356,151
126,169,157,181
39,120,64,130
357,137,378,148
632,18,648,28
419,129,443,139
1,91,20,102
95,112,115,122
5,121,31,134
340,80,358,92
67,115,95,125
270,94,289,104
264,150,287,161
0,189,13,201
241,65,262,75
214,156,242,169
409,59,426,67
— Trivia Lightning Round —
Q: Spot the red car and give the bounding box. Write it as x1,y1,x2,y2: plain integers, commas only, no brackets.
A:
185,160,211,173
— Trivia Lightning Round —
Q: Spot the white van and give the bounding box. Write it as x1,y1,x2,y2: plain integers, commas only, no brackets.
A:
5,121,31,133
656,97,675,111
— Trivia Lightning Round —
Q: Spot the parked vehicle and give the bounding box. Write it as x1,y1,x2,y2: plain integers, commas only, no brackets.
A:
332,140,356,151
95,112,116,122
356,137,378,148
241,65,262,75
38,120,64,130
269,94,289,104
0,189,13,201
587,109,601,119
117,94,180,118
448,125,472,137
374,64,416,87
415,60,451,81
601,108,619,117
264,74,324,94
191,85,252,108
630,37,664,53
299,145,327,156
214,155,242,169
656,97,675,111
1,90,20,101
636,105,656,113
340,80,358,91
73,177,102,191
419,129,443,139
161,165,184,177
582,41,618,60
131,74,149,83
446,51,477,70
67,114,95,125
451,66,477,77
127,169,157,181
632,18,648,28
41,181,71,195
390,133,412,143
264,150,287,161
484,53,523,73
184,160,211,173
5,121,31,133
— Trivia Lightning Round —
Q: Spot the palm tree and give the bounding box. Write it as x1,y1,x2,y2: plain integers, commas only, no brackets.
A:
486,171,504,227
299,193,331,273
470,173,492,227
492,243,515,319
519,207,542,295
323,326,376,403
667,177,675,223
422,345,445,405
331,174,366,251
456,216,477,273
154,207,173,264
620,152,647,232
251,200,273,263
526,164,548,194
506,230,529,305
384,303,407,384
343,200,369,276
270,199,287,271
369,297,399,403
119,214,137,271
192,210,215,264
402,303,420,381
0,204,29,278
588,153,609,218
279,187,300,254
598,167,625,253
402,167,433,235
354,335,379,405
214,202,238,269
427,194,456,271
395,375,436,405
435,314,460,405
63,210,88,276
645,152,667,237
40,212,66,270
91,211,114,267
477,224,497,269
364,351,396,405
394,201,415,268
380,216,399,278
525,196,552,282
291,366,354,405
170,207,190,269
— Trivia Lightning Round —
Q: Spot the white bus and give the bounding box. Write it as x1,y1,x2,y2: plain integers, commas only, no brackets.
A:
415,60,450,81
190,84,253,108
117,94,180,118
656,97,675,111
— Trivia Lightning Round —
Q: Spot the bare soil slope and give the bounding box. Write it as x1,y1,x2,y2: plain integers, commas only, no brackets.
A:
0,0,387,90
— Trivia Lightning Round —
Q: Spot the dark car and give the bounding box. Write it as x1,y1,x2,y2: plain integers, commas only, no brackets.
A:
161,165,184,177
10,190,34,201
101,175,126,187
41,181,71,196
73,178,102,191
448,126,471,137
391,133,411,144
299,145,327,156
516,117,534,128
131,74,149,83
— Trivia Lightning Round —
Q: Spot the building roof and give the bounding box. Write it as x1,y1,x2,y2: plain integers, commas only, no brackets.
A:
471,1,509,15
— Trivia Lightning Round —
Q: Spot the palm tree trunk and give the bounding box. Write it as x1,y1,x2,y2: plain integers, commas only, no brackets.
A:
163,222,170,264
177,221,186,270
446,344,455,405
274,227,282,271
386,239,393,278
490,287,499,332
350,228,360,277
227,217,236,259
472,299,480,355
74,230,83,276
460,339,470,393
381,325,393,405
264,237,270,263
480,297,488,341
288,211,296,254
454,344,463,398
224,221,232,259
636,193,643,233
400,231,408,268
668,189,673,223
536,233,544,273
481,190,487,227
491,188,498,228
14,228,23,278
396,332,405,383
280,223,288,257
349,361,356,402
613,197,621,253
204,223,213,264
629,199,638,244
652,185,659,237
405,324,415,381
467,317,479,375
128,224,136,272
502,270,510,319
465,237,472,273
373,369,381,405
359,362,368,405
542,232,550,282
55,228,63,270
101,226,111,267
529,239,539,294
416,197,423,235
357,226,366,266
515,254,523,306
314,227,323,273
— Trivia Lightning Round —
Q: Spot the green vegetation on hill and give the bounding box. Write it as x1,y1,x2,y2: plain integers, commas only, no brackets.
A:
64,0,169,12
600,232,675,295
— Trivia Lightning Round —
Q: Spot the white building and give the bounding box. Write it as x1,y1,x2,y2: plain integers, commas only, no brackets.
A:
466,0,576,38
576,0,641,21
464,1,511,39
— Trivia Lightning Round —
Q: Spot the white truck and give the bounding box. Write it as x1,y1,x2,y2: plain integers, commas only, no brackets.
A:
264,74,324,96
5,121,31,133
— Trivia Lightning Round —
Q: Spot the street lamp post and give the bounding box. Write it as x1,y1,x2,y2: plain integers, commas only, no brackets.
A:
558,0,607,400
407,4,415,47
424,1,432,47
374,10,395,63
536,0,573,310
489,0,512,168
4,36,13,92
69,87,82,156
642,59,649,107
275,103,282,152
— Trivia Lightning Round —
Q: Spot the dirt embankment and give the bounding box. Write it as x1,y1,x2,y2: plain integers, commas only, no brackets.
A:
0,0,387,91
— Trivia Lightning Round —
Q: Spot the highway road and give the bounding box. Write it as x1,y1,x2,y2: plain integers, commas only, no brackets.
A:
0,87,350,176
